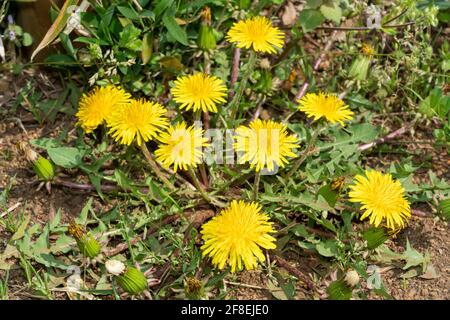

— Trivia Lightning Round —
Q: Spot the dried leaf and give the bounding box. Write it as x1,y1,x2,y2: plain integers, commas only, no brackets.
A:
31,0,80,61
282,1,297,27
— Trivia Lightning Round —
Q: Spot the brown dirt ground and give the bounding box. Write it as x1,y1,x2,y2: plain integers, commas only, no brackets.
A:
0,68,448,300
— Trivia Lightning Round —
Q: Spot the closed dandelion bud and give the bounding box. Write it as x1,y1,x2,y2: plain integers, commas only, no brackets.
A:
116,267,148,295
18,142,55,181
198,7,216,50
184,277,205,300
68,223,101,259
33,156,55,181
349,56,370,81
344,269,360,287
198,24,217,50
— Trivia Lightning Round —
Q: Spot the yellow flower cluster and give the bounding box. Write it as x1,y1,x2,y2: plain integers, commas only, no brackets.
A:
74,15,410,274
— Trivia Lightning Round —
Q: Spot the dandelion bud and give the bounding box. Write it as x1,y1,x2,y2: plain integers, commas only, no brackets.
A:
18,142,55,181
116,267,148,295
33,156,55,181
198,24,217,51
68,223,101,258
349,56,370,81
184,277,205,300
344,269,360,287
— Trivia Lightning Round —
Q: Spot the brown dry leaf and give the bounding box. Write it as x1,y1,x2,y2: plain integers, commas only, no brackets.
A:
281,1,297,27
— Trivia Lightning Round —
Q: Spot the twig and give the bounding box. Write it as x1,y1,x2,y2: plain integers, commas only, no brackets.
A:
223,280,267,291
411,209,432,218
252,96,267,121
316,21,414,31
54,179,118,192
271,254,315,291
228,47,241,100
294,31,337,102
0,202,21,218
358,126,408,151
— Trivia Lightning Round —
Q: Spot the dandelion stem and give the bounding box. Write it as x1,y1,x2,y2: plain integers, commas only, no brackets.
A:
229,51,257,124
187,167,226,207
140,143,176,191
228,47,241,100
253,172,260,201
284,126,320,179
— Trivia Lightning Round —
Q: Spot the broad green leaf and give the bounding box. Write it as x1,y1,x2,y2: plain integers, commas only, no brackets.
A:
47,147,84,168
402,239,427,270
438,198,450,220
362,227,388,250
327,279,352,300
117,6,140,20
316,240,338,257
320,3,342,24
299,9,325,32
162,13,188,45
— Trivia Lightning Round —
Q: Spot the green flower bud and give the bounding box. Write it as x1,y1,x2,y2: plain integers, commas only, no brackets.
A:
68,223,101,259
116,267,148,295
33,156,55,181
349,56,370,81
198,24,217,51
184,277,205,300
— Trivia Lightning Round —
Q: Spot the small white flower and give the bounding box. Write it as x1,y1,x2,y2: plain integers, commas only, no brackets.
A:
105,259,126,276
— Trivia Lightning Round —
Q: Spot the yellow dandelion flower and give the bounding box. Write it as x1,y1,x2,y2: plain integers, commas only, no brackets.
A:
361,43,375,57
234,119,299,172
108,99,169,146
200,200,276,273
226,16,285,54
348,170,411,231
155,121,209,172
298,92,354,126
76,85,131,133
171,73,227,113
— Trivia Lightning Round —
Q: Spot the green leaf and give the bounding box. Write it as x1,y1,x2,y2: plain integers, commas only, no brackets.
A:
402,239,427,270
438,198,450,220
118,24,143,51
316,240,338,257
117,6,140,20
362,227,388,250
141,32,153,65
76,197,93,225
162,13,188,45
22,32,33,46
327,279,352,300
299,9,325,32
320,3,342,24
317,184,338,207
30,137,60,150
47,147,84,168
10,214,31,242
